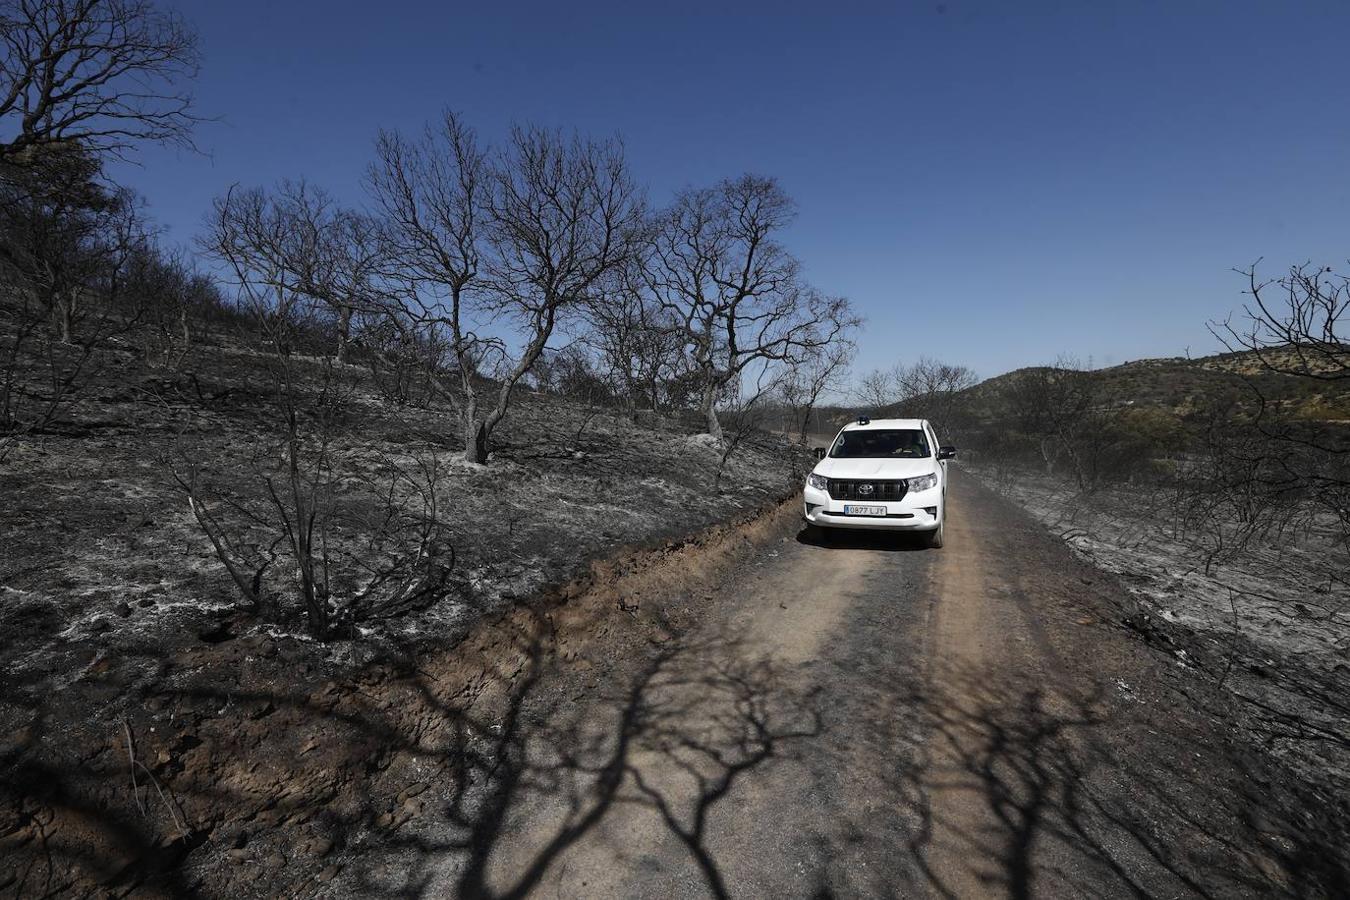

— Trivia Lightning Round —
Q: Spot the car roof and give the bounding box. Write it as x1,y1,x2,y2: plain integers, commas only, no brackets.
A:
839,417,929,432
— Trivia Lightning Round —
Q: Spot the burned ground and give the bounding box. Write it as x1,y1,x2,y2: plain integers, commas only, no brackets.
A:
974,469,1350,872
5,329,1348,899
0,331,806,897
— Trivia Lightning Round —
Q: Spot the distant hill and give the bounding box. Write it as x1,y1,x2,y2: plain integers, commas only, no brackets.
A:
776,347,1349,446
967,348,1350,424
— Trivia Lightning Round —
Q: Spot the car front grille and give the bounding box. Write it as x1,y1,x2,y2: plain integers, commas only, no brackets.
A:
826,479,908,502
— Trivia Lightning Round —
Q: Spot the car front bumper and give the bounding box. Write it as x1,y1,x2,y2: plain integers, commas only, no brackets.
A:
802,483,942,531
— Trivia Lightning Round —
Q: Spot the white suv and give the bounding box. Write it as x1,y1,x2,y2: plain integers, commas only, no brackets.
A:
802,417,956,548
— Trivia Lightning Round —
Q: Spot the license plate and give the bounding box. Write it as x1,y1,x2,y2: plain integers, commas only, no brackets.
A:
843,504,887,516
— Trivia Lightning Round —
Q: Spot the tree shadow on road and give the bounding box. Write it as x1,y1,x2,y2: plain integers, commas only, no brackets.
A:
407,631,821,900
882,661,1349,900
6,589,1348,899
0,609,820,900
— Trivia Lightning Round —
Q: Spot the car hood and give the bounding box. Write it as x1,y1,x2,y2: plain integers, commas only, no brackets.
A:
814,457,936,480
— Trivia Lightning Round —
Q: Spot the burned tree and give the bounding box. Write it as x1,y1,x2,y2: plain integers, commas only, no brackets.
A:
1002,357,1101,486
583,264,689,420
371,118,645,463
1222,261,1350,383
778,336,853,444
280,187,383,363
0,0,203,458
198,181,381,360
367,112,490,459
0,0,200,164
473,125,646,460
197,184,342,635
853,358,975,434
893,357,977,436
0,143,133,340
0,143,148,457
1213,261,1350,543
648,175,856,439
199,184,319,345
194,184,453,638
128,246,221,369
855,365,900,413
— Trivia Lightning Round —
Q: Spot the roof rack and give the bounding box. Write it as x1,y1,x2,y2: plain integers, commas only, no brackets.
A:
857,415,871,425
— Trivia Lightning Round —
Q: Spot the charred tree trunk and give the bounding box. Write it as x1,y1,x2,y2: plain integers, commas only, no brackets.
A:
703,394,723,441
178,306,191,351
462,398,487,465
335,305,353,363
54,291,76,343
468,422,489,465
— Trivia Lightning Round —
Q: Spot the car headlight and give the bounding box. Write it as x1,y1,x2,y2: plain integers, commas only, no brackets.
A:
807,472,829,491
906,472,938,492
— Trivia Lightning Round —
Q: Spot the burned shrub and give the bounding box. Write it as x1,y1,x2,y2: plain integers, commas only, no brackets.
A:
172,365,455,640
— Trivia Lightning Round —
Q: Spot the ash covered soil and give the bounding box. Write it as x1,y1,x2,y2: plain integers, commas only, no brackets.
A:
974,468,1350,864
0,334,806,896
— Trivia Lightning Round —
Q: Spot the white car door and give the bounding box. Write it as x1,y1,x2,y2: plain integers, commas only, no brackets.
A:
928,423,947,481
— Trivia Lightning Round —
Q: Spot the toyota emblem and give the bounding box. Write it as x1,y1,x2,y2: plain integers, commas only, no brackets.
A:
858,483,874,495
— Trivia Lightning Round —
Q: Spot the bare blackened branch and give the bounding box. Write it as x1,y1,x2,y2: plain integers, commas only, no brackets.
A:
0,0,201,164
648,175,858,439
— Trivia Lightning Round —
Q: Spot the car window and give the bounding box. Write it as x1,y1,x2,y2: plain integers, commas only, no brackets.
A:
829,429,931,459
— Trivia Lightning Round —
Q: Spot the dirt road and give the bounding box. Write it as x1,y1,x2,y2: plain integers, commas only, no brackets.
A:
365,472,1331,898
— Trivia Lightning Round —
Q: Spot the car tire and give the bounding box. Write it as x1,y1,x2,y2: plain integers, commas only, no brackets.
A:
925,519,945,549
808,524,832,544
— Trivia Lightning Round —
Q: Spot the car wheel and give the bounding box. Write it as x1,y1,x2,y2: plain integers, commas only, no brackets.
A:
808,524,832,544
925,519,945,549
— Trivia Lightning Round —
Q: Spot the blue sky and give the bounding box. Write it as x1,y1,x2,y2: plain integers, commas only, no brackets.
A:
111,0,1350,379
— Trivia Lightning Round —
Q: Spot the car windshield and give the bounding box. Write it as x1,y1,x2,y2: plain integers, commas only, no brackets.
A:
829,428,930,459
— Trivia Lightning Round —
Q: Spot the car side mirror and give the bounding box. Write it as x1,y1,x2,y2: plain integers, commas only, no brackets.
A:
937,446,957,460
812,447,827,461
